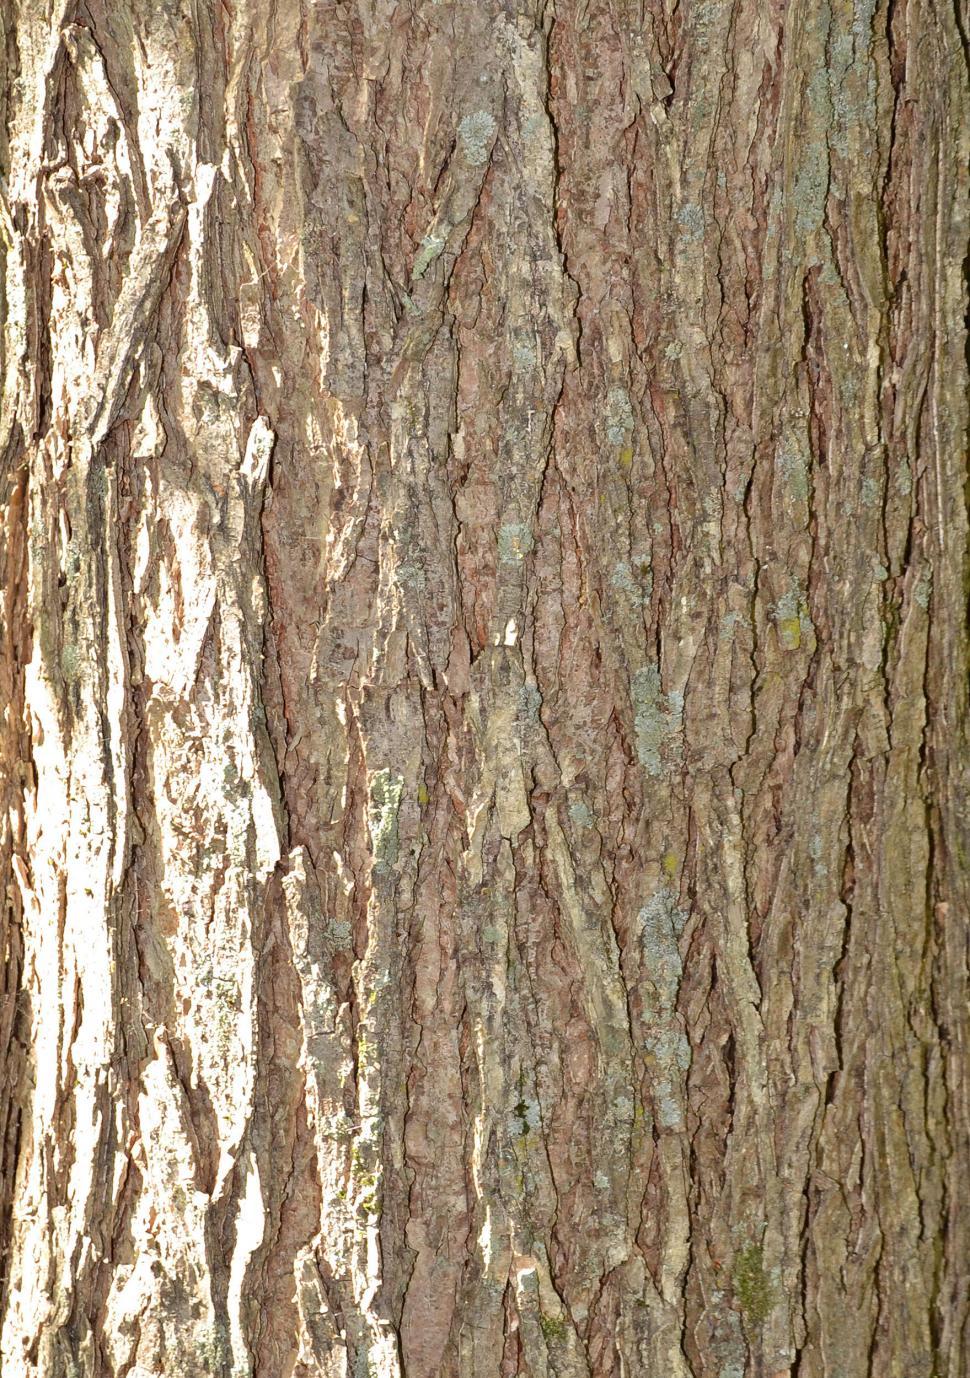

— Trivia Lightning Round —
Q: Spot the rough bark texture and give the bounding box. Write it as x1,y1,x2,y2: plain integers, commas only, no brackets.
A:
1,0,968,1375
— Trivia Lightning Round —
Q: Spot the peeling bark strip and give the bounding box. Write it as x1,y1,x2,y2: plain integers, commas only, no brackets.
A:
0,0,967,1374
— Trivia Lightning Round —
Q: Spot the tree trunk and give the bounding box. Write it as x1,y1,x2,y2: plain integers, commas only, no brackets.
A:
1,1,967,1375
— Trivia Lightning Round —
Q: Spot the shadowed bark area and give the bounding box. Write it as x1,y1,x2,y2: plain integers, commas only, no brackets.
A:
0,1,967,1376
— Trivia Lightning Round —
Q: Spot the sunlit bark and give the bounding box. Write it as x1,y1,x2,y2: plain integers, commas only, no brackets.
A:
0,1,967,1375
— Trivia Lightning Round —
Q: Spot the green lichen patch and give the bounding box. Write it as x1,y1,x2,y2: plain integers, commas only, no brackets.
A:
538,1313,568,1342
732,1243,773,1325
350,1141,381,1216
358,1188,380,1217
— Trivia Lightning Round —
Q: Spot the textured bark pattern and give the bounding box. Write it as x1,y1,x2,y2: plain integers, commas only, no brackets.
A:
1,0,968,1375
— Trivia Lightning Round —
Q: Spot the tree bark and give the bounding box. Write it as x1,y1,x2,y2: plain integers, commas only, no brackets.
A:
1,1,967,1375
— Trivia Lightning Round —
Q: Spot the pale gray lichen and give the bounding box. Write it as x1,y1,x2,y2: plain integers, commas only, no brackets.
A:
711,1303,746,1378
861,476,880,507
794,117,830,236
611,561,633,589
611,561,649,605
853,0,878,44
776,446,809,502
458,110,497,166
395,560,427,591
806,64,832,121
896,458,913,496
368,770,403,873
412,232,446,281
511,1094,541,1137
616,1092,635,1117
63,539,82,581
512,337,537,370
568,800,593,828
325,917,352,948
517,684,542,722
60,644,81,682
353,1349,378,1378
632,666,683,776
772,585,814,651
638,886,687,1007
676,201,704,243
654,1078,682,1129
639,885,690,1131
808,832,828,878
195,1324,232,1371
915,570,932,609
775,589,799,618
498,522,534,564
605,386,635,445
644,1029,692,1072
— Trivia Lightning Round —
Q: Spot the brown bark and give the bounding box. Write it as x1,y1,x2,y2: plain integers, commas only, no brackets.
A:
1,0,967,1375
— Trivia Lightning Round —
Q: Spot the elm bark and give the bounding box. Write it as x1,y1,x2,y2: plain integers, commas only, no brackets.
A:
0,1,967,1376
